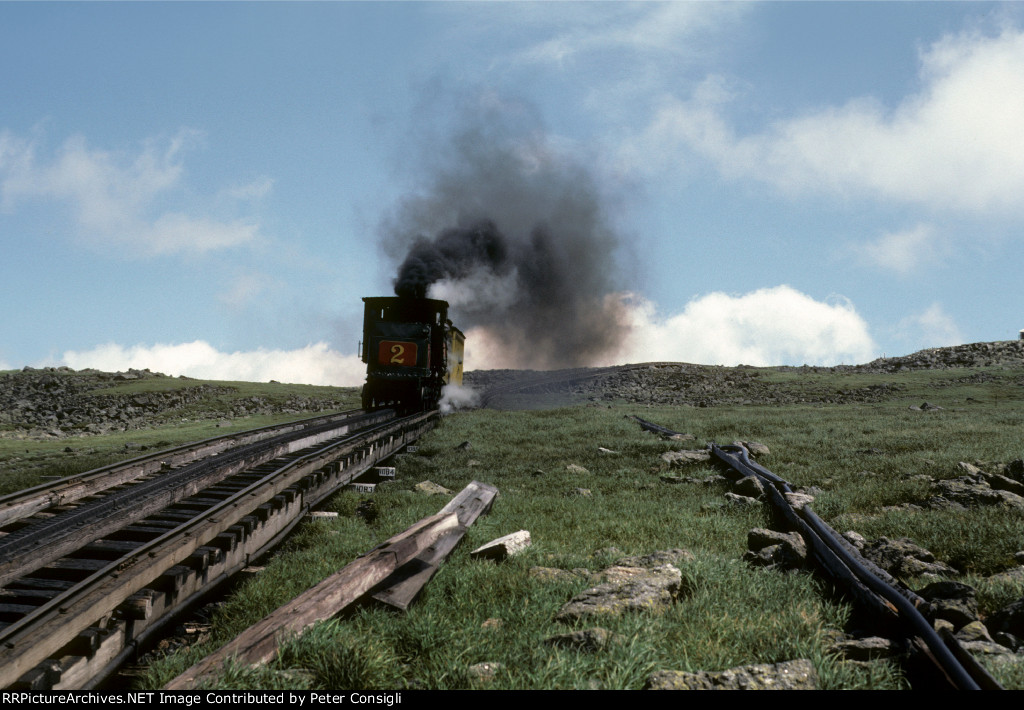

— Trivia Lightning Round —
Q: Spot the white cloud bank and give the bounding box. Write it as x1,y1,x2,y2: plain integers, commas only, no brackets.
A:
57,341,366,387
0,128,266,255
466,285,876,369
630,27,1024,215
55,287,876,384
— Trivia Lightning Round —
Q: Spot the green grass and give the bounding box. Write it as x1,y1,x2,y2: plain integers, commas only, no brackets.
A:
8,365,1024,689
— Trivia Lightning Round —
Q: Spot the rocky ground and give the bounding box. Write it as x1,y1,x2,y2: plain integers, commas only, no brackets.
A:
0,367,354,440
6,339,1024,439
467,339,1024,409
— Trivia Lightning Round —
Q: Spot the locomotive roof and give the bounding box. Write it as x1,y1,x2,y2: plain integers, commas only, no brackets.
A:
362,296,450,309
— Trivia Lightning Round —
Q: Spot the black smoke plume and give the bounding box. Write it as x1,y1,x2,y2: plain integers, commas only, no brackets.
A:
394,220,510,300
382,104,629,370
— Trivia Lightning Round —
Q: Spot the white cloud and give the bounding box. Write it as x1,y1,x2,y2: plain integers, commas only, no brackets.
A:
465,286,876,369
852,224,947,275
611,287,876,367
0,128,264,255
57,341,365,387
629,27,1024,214
895,304,964,350
515,3,746,65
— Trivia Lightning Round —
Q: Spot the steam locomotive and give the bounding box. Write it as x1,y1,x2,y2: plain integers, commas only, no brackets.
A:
360,296,465,412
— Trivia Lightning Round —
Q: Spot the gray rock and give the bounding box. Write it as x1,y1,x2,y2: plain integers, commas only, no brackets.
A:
470,530,531,561
743,528,807,571
957,640,1014,656
957,461,984,476
556,564,682,622
861,537,957,578
988,597,1024,639
413,480,452,496
734,475,764,499
646,659,818,690
660,449,710,465
932,477,1024,510
467,662,502,682
842,530,867,550
984,472,1024,497
916,581,978,628
829,636,904,661
784,492,815,510
954,620,995,644
993,631,1022,651
734,440,770,456
724,492,760,507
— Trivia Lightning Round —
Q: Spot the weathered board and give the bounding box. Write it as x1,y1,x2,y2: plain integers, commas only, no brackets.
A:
370,480,499,611
164,511,460,690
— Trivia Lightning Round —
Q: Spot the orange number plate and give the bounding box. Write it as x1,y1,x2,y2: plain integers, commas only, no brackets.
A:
379,340,418,366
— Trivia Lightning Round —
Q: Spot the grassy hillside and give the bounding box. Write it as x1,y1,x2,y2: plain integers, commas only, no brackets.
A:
0,368,360,495
113,361,1024,690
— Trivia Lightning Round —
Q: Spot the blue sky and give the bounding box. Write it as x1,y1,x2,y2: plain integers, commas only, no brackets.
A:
2,2,1023,384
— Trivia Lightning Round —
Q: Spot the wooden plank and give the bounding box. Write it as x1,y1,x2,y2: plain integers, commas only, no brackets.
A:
164,511,460,690
370,481,499,610
368,529,463,611
437,481,499,526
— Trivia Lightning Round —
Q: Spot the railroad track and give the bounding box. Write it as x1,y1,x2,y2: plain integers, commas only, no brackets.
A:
0,408,437,690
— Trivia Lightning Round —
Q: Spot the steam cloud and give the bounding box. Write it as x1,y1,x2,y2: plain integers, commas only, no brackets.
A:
384,112,627,370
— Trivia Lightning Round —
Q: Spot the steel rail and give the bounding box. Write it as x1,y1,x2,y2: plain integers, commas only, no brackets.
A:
0,409,367,527
0,411,434,689
0,410,394,587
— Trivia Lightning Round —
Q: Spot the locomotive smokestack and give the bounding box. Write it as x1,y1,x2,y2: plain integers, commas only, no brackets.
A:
382,104,629,370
